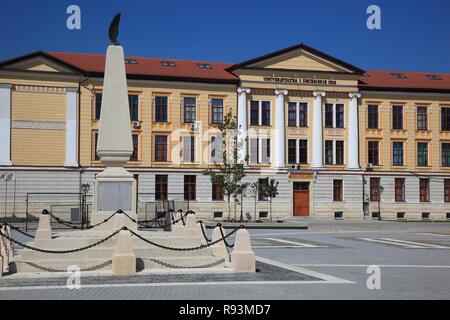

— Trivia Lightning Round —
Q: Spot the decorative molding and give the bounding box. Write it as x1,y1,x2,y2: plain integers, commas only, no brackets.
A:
0,83,14,89
12,120,66,130
237,87,251,95
275,89,288,96
313,91,326,98
13,85,66,94
326,129,344,136
349,92,361,99
288,128,307,135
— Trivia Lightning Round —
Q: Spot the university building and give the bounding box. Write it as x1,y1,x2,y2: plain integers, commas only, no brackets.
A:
0,43,449,221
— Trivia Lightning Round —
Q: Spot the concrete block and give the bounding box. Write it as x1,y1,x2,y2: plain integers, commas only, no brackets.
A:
35,211,52,240
231,228,255,273
112,230,136,276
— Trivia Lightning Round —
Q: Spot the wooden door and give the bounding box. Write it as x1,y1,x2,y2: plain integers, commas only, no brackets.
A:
293,182,310,216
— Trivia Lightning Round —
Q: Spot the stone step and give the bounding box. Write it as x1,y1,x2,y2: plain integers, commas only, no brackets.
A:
16,245,216,260
12,256,225,273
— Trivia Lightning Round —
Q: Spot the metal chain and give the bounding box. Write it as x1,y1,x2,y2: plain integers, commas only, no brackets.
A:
218,224,235,248
3,223,35,239
128,226,241,252
48,211,117,230
86,211,118,229
0,228,123,254
122,211,189,229
198,221,212,243
18,260,113,273
0,230,10,257
141,257,225,269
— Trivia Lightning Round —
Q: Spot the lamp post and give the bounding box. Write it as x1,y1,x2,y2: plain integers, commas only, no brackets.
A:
81,183,90,229
377,185,384,221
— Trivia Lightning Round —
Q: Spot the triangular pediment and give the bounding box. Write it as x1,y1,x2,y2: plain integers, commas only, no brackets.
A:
0,52,84,74
230,43,365,75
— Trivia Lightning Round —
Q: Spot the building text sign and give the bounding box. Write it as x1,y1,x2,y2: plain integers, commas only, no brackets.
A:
263,77,337,85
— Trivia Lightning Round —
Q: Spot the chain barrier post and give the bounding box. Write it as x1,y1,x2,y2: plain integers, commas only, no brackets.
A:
231,227,256,273
35,209,52,240
1,225,13,260
172,209,184,234
0,228,9,273
182,211,197,236
211,224,230,264
197,221,209,245
112,227,136,276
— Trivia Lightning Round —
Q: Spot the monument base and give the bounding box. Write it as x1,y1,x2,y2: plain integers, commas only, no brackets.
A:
91,166,138,231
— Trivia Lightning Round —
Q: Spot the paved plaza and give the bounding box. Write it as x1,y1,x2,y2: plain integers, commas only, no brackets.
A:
1,220,450,300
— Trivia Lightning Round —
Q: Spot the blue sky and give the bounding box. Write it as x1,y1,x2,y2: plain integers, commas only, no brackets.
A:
1,0,449,72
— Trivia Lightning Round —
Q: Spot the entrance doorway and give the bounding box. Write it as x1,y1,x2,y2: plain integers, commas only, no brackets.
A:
293,182,310,216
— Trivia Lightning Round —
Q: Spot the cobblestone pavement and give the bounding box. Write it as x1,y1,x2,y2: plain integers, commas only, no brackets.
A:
1,222,450,300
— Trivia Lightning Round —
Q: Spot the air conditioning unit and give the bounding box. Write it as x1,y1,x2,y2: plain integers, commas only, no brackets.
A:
366,163,373,170
190,122,200,132
132,121,142,129
290,164,300,170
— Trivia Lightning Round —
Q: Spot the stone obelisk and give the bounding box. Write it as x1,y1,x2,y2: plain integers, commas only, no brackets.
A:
91,14,137,231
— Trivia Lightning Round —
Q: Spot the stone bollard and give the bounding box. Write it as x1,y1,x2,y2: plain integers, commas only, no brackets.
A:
112,229,136,276
211,225,230,263
35,209,52,240
1,226,13,260
196,222,208,246
0,233,8,273
183,212,198,236
231,228,256,273
172,210,184,234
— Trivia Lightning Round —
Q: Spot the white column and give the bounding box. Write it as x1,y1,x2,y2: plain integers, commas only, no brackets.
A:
64,87,78,167
348,92,361,170
274,89,288,168
237,87,250,164
0,84,13,166
312,91,326,170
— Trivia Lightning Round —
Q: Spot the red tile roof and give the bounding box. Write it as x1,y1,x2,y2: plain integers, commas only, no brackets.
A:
46,52,239,84
360,70,450,92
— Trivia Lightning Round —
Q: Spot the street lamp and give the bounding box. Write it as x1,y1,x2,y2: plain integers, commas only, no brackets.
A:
377,185,384,220
81,183,90,229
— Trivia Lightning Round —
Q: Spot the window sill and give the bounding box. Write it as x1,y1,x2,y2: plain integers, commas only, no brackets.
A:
416,129,430,133
391,129,407,133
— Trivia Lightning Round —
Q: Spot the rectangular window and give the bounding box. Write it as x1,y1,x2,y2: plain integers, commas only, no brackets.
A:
154,135,168,162
419,178,430,202
262,138,271,164
441,107,450,131
258,178,269,201
325,104,334,128
130,135,139,161
261,101,271,126
128,94,139,122
211,98,223,124
325,140,333,165
368,141,379,165
417,107,428,130
184,175,196,201
183,97,196,123
250,101,259,126
154,96,168,122
212,182,224,201
392,142,404,166
288,102,297,127
392,106,403,130
250,138,258,164
95,93,102,120
288,139,297,164
417,142,428,166
299,103,308,127
335,141,344,165
370,177,381,202
444,179,450,202
299,140,307,164
93,133,99,161
395,178,405,202
333,180,343,201
155,175,168,200
368,105,379,129
442,143,450,167
335,104,344,128
183,136,195,163
210,135,223,163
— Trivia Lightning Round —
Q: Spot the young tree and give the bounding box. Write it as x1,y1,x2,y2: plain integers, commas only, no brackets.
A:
203,111,247,221
265,179,279,222
250,181,260,222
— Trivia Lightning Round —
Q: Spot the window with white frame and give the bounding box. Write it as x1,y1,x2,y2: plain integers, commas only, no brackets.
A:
249,100,271,126
210,134,223,164
287,102,308,127
250,138,271,164
325,103,345,128
325,140,345,165
182,135,195,163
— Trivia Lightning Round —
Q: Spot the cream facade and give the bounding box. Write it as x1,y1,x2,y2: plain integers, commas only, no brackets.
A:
1,44,450,221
